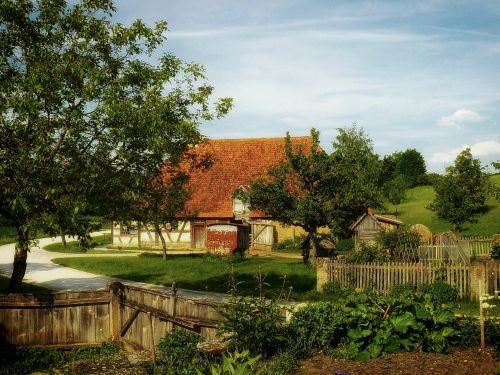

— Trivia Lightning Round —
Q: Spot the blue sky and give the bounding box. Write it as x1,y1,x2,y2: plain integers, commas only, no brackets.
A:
114,0,500,172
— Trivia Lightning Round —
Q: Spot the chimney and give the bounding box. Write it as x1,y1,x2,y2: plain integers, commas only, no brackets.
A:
367,208,374,215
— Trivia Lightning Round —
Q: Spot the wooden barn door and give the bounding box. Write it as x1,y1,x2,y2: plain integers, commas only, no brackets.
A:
251,221,274,251
192,224,206,249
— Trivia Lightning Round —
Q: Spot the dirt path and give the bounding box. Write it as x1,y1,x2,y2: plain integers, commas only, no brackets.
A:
0,233,226,302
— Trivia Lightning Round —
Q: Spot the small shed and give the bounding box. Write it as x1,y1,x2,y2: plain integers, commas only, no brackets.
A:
349,209,403,246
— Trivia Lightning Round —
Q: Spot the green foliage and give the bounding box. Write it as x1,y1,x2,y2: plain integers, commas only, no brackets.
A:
322,281,354,298
492,243,500,260
243,125,383,260
336,238,355,253
428,149,492,231
376,227,420,262
330,125,384,236
0,0,231,291
344,242,391,264
0,342,121,375
381,149,427,188
201,350,262,375
257,351,298,375
384,174,408,207
455,316,480,348
156,329,207,374
485,318,500,359
272,236,305,253
421,280,459,305
389,283,417,299
288,302,353,353
219,297,288,357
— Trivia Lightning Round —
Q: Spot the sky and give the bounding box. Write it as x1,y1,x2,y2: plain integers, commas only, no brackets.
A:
113,0,500,173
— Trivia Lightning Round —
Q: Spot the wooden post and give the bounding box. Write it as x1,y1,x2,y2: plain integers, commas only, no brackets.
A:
108,281,122,342
479,280,485,350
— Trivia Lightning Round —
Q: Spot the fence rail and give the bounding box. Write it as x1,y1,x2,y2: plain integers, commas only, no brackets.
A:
326,260,470,298
0,282,224,349
459,236,496,258
317,259,500,300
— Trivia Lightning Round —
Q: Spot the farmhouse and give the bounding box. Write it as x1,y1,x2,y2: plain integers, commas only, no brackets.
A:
112,136,312,251
349,208,403,246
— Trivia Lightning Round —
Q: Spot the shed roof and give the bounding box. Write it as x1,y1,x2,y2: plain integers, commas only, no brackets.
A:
349,212,404,231
179,136,314,219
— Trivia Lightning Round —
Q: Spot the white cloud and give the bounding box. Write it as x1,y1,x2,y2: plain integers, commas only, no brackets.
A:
437,108,485,128
430,140,500,163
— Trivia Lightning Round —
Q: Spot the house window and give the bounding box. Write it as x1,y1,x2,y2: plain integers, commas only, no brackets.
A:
120,222,138,235
233,186,250,215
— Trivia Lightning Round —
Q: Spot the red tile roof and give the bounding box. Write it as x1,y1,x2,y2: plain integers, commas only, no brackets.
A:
181,136,313,219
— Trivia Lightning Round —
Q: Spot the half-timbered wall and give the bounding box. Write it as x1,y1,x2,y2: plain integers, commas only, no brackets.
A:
112,221,191,249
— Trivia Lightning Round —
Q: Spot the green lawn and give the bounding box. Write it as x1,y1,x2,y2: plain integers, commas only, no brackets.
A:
53,255,317,300
0,275,52,294
43,234,119,254
384,174,500,236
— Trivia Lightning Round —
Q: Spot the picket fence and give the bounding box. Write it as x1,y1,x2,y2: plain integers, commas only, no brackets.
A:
459,236,496,258
325,260,471,297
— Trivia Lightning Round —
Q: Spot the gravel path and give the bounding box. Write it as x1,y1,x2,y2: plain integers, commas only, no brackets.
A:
0,233,226,302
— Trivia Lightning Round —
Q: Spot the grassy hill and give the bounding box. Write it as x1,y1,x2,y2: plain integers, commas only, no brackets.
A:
383,174,500,236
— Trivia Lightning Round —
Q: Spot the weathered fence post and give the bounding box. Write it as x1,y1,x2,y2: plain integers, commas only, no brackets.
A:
316,258,329,292
469,261,487,301
108,281,123,341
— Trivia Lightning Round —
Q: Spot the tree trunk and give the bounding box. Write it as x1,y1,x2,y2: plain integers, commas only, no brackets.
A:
155,224,167,260
61,232,67,247
302,230,317,263
8,228,30,293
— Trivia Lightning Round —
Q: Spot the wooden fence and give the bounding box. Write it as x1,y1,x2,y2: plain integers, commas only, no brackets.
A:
0,282,223,349
459,236,497,258
317,259,500,300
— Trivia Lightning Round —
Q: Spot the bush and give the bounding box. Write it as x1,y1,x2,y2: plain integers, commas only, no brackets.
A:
322,281,354,298
272,236,305,252
336,238,355,253
344,242,391,264
377,227,420,262
421,280,459,305
389,283,417,299
288,302,353,353
156,329,205,374
455,316,480,348
491,243,500,260
219,297,288,357
258,350,298,375
485,318,500,359
204,350,262,375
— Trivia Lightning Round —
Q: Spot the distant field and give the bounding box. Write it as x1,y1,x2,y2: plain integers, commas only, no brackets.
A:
384,174,500,236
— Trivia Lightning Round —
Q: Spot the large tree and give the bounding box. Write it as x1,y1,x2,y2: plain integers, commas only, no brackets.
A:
428,149,491,231
242,126,383,262
0,0,231,291
329,125,384,236
381,149,427,188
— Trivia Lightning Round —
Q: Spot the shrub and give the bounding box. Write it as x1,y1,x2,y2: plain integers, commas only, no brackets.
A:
156,329,204,373
421,280,459,305
344,242,391,264
491,243,500,260
322,281,354,298
288,302,353,353
336,238,355,253
202,350,262,375
272,236,305,252
389,283,417,299
218,297,288,357
377,227,420,262
257,350,298,375
455,316,480,347
485,318,500,359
